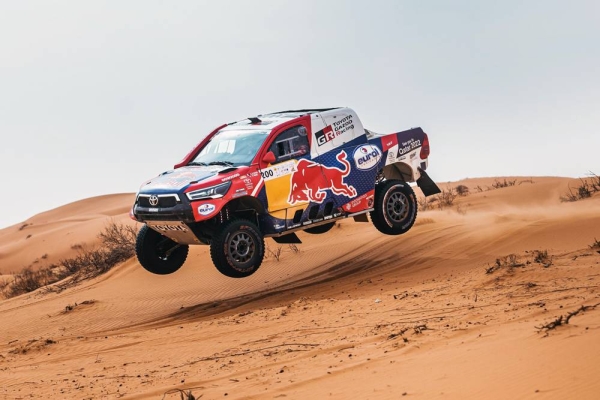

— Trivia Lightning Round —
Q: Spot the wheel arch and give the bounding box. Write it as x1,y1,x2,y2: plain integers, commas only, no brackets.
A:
381,162,415,183
226,196,265,222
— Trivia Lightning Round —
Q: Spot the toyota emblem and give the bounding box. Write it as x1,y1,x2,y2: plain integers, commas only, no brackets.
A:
149,195,159,206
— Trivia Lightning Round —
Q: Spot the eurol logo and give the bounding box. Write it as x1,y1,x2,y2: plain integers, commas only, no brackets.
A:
198,203,216,216
353,145,382,171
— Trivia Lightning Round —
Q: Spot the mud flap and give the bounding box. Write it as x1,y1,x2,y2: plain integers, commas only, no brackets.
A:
272,233,302,244
417,168,441,197
353,213,369,222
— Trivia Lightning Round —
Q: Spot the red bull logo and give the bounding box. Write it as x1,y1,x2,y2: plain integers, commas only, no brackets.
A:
288,151,357,205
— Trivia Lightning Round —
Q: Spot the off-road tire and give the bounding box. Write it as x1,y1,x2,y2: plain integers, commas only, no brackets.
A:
210,219,265,278
136,224,189,275
370,180,417,235
304,222,335,234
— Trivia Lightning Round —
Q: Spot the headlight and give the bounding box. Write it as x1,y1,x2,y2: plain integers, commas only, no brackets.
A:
186,181,231,201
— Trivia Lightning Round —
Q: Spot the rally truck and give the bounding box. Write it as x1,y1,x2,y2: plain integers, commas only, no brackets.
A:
131,107,441,278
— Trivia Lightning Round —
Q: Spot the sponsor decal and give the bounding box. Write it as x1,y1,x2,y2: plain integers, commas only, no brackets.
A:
274,224,285,229
233,189,248,198
149,208,159,213
198,203,216,216
288,151,357,205
344,193,368,211
342,190,375,213
386,150,397,165
221,173,240,182
381,135,398,152
260,160,296,181
353,145,382,171
316,125,335,146
315,115,354,146
397,138,422,157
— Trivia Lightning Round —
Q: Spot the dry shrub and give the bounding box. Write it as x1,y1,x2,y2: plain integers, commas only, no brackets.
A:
0,276,11,292
419,188,457,211
518,178,535,185
474,185,484,193
492,179,516,189
533,250,553,267
560,173,600,202
455,185,469,196
6,268,54,297
3,221,137,298
417,197,434,211
590,238,600,250
265,245,282,261
61,222,137,277
577,181,593,199
590,172,600,192
436,188,457,209
485,254,525,274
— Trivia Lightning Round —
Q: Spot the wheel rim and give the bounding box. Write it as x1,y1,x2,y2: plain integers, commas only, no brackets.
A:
228,231,255,264
386,191,409,223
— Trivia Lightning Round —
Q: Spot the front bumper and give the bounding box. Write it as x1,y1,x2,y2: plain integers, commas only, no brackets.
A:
133,202,196,223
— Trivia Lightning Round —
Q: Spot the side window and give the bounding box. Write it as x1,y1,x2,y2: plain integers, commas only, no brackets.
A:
269,125,309,163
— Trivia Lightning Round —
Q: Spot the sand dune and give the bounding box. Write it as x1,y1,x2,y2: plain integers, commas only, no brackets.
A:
0,193,136,275
1,177,599,399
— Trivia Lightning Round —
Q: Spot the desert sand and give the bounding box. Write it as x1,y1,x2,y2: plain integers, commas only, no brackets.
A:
1,176,599,399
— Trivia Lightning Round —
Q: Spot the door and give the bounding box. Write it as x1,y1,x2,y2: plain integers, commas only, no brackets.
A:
260,125,313,222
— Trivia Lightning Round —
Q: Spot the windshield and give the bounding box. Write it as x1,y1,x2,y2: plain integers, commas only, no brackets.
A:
190,129,270,167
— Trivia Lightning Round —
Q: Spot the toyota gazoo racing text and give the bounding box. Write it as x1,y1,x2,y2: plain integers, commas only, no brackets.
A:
131,107,441,278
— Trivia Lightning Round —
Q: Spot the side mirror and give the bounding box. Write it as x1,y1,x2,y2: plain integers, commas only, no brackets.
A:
262,151,276,164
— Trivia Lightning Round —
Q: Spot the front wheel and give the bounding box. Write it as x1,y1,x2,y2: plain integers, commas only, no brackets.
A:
136,225,189,274
370,180,417,235
210,219,265,278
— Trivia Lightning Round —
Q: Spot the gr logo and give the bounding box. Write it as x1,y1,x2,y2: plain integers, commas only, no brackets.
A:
315,126,335,146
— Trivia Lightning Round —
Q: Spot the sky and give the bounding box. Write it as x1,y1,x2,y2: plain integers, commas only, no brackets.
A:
1,0,599,228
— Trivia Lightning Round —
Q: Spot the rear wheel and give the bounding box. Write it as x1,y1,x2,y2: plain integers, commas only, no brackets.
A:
136,225,189,275
210,219,265,278
370,180,417,235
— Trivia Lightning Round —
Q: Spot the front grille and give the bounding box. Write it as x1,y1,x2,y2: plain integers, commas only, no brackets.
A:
138,195,179,208
137,213,182,221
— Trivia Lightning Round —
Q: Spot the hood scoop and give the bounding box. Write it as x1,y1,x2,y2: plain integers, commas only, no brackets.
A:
218,167,239,174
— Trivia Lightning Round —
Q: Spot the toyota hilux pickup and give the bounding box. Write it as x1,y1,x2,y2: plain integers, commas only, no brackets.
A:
131,107,441,278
